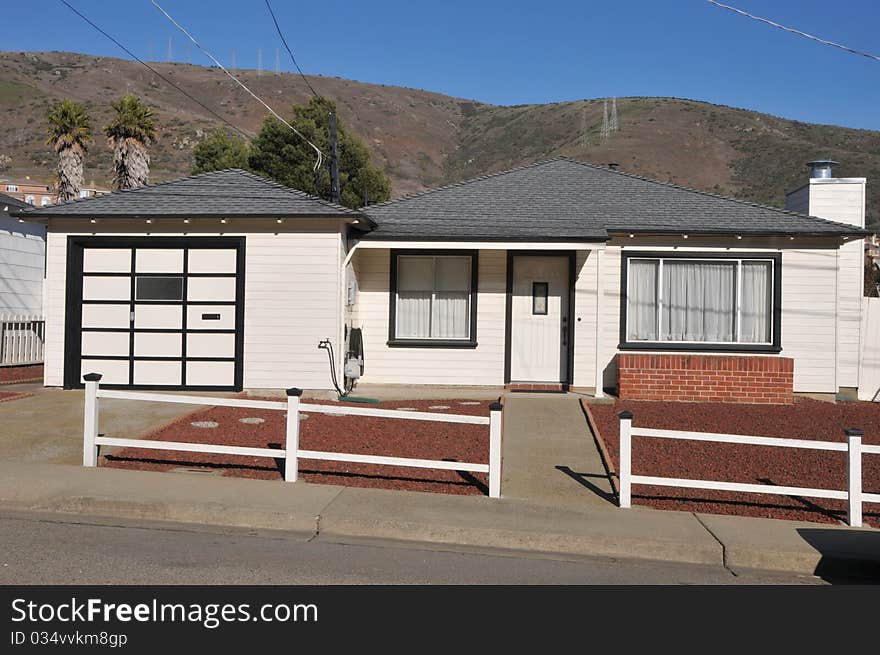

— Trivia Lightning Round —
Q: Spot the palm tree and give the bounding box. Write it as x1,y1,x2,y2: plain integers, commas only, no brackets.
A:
104,94,157,190
46,100,92,202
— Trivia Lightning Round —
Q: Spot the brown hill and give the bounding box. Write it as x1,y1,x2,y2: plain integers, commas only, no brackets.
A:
2,51,879,227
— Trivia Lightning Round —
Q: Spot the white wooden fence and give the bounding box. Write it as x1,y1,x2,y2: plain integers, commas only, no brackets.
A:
0,314,44,366
82,374,503,498
618,411,880,527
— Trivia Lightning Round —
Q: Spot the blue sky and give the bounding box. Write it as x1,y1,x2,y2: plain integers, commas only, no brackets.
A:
5,1,880,129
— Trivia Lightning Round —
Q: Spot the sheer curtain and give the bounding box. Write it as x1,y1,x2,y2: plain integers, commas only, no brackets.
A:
627,259,658,340
396,256,471,339
662,261,735,342
740,261,772,343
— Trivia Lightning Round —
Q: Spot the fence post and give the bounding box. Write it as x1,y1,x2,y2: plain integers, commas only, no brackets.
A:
488,401,503,498
846,427,863,528
285,388,302,482
82,372,102,467
618,410,633,508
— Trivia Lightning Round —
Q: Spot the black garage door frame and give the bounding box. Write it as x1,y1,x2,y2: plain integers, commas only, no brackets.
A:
64,236,246,391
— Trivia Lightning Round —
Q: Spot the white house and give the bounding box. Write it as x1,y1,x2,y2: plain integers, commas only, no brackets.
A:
15,159,869,403
0,192,45,315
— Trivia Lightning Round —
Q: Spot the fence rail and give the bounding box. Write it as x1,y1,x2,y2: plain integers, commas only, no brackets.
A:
83,374,503,498
0,314,44,366
618,411,878,527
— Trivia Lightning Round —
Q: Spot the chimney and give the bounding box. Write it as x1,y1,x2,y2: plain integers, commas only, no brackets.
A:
785,160,867,399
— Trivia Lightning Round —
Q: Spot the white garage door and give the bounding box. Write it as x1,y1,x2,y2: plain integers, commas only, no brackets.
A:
74,239,242,389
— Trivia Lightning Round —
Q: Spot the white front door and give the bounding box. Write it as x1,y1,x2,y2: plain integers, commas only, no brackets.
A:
509,255,569,383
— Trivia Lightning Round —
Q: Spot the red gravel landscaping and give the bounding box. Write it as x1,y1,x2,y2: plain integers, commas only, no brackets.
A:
102,398,492,495
586,398,880,527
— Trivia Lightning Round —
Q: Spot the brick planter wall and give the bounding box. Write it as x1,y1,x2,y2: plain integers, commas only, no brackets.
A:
618,354,794,404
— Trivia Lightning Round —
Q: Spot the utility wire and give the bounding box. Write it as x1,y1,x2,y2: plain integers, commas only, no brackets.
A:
151,0,324,170
264,0,320,99
707,0,880,63
56,0,253,140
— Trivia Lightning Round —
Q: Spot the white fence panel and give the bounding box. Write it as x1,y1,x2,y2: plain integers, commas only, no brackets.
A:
619,413,876,527
83,376,504,497
0,314,45,366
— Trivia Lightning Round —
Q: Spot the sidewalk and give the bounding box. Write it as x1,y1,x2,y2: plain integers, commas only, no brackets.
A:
0,460,877,578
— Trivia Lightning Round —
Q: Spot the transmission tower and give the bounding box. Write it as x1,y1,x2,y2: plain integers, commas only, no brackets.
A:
601,99,609,140
167,37,172,62
231,49,236,69
580,106,588,148
275,48,280,74
610,97,619,133
257,48,262,76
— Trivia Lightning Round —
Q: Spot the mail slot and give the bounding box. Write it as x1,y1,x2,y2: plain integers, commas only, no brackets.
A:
201,313,221,320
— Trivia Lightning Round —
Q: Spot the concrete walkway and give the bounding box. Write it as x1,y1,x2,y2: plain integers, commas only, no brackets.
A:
501,393,615,507
0,384,223,465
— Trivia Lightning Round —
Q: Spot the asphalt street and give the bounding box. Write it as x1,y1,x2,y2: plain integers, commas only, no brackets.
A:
0,510,821,585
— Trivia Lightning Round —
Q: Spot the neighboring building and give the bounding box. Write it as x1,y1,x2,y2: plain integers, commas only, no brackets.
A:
14,160,869,404
0,192,46,315
77,187,111,200
1,178,56,207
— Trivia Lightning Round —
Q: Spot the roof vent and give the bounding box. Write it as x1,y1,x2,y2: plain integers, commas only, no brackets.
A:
807,159,838,179
607,162,620,171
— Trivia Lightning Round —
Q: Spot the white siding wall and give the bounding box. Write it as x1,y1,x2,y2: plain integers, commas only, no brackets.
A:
43,223,345,390
352,240,843,394
351,248,506,385
0,217,45,314
593,240,840,394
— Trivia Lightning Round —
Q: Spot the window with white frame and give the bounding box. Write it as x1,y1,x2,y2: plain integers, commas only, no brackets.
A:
624,254,778,348
390,251,477,345
40,196,50,206
6,185,18,192
24,195,35,205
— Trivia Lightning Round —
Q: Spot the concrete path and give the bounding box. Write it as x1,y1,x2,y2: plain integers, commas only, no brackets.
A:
0,384,222,465
501,393,615,507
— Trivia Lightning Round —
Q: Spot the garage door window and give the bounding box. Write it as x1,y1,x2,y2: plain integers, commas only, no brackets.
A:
135,276,184,301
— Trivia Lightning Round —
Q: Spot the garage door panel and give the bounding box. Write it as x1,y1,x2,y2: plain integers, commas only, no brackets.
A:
82,332,130,357
74,240,242,390
187,277,236,302
83,249,131,273
135,332,182,358
186,361,234,386
135,249,184,273
187,305,235,330
188,249,237,274
83,276,131,301
82,304,130,329
134,360,182,386
134,305,182,329
186,333,235,358
81,359,129,385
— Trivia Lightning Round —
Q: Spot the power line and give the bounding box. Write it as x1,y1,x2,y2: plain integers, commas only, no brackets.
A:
151,0,324,170
56,0,252,140
707,0,880,63
264,0,320,98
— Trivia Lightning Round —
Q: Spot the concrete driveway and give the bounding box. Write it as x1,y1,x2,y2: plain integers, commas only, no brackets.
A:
0,383,210,465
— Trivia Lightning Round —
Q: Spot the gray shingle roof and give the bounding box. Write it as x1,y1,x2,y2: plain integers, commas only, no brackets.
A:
360,158,868,240
14,169,365,220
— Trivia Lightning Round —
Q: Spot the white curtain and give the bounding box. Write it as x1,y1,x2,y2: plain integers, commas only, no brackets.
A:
396,256,470,339
627,259,658,340
740,261,772,343
661,261,735,342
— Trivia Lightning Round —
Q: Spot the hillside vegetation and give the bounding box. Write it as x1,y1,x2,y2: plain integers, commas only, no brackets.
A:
2,51,879,227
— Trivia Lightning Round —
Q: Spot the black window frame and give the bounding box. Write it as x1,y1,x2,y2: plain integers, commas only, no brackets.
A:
619,250,782,353
387,249,479,348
